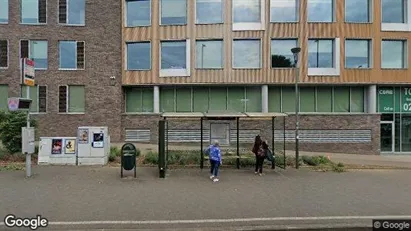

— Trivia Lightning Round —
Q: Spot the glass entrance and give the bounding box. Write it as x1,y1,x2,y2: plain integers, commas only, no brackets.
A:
381,122,394,152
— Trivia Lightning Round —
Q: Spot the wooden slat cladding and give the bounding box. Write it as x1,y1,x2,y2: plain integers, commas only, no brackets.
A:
38,0,47,23
122,0,411,85
58,0,67,24
58,86,67,113
0,40,7,68
76,41,85,69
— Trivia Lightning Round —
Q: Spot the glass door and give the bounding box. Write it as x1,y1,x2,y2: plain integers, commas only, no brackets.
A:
381,121,394,153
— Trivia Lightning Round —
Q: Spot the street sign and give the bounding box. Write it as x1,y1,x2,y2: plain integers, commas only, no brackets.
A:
7,98,32,111
8,98,19,111
378,87,394,113
22,58,35,87
402,88,411,112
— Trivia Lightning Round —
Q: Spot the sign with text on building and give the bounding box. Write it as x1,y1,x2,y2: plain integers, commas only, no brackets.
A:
22,58,35,87
378,87,411,113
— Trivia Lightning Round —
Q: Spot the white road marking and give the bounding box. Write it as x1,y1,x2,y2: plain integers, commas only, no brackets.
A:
1,215,411,226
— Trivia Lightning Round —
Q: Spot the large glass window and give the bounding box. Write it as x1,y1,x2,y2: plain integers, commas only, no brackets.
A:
160,0,187,25
196,0,223,24
0,85,8,110
268,87,281,112
0,0,8,23
351,87,364,112
233,0,261,23
160,41,186,70
29,41,48,69
126,0,150,27
307,0,334,22
59,41,77,69
300,87,316,112
160,87,175,112
193,87,209,112
196,40,223,69
127,42,151,70
345,39,371,68
67,0,85,25
246,87,262,112
233,39,261,68
308,39,334,68
345,0,370,23
334,87,350,112
21,0,46,24
316,87,332,112
125,87,154,113
58,85,85,113
382,0,405,23
271,39,297,68
227,87,245,112
282,87,295,112
382,40,406,69
270,0,298,22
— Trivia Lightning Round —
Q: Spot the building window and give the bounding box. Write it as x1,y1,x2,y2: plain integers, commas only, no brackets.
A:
345,39,371,68
0,0,8,23
382,0,405,23
58,85,85,113
382,40,407,69
20,0,47,24
233,39,261,69
21,85,47,113
345,0,370,23
20,40,48,69
126,42,151,70
125,87,154,113
0,85,8,111
160,40,190,76
271,39,298,68
125,0,150,27
196,40,223,69
308,39,334,68
270,0,298,22
160,0,186,25
59,41,85,70
196,0,223,24
233,0,261,23
0,40,8,68
307,0,334,22
58,0,85,25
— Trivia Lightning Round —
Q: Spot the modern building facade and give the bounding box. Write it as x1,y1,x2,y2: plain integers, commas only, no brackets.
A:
2,0,411,155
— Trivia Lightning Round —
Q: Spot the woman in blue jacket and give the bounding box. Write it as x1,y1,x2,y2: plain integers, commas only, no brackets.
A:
205,140,222,182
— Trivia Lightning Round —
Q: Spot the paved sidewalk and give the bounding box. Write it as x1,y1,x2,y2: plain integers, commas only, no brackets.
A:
0,166,410,230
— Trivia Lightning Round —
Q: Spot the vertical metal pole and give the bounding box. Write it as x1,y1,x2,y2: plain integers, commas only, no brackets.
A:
236,117,240,169
271,117,275,169
26,86,31,177
295,61,300,169
200,117,204,169
283,116,286,169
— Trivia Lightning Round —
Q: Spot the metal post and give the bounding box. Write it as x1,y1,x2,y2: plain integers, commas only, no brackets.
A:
283,117,286,169
25,86,31,177
295,63,300,169
236,117,240,169
271,117,275,169
200,117,204,169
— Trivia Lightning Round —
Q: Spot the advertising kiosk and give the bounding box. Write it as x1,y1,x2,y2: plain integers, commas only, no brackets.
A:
77,126,110,165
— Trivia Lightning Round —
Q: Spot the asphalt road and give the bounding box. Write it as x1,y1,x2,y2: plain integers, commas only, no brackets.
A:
0,166,410,230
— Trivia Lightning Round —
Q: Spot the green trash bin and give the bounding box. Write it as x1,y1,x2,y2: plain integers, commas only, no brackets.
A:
121,143,137,178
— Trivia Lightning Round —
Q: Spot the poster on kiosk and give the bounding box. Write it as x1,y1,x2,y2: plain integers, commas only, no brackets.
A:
77,127,110,165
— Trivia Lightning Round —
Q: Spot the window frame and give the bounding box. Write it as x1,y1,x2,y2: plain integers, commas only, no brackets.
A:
58,0,86,26
57,85,85,114
381,0,407,24
125,41,152,70
159,0,187,26
344,38,373,69
22,85,48,114
344,0,373,23
159,39,191,77
19,39,49,70
270,37,298,69
381,39,408,69
124,0,151,27
0,0,8,24
308,38,335,68
58,40,86,71
232,38,262,69
307,0,336,23
124,87,156,114
0,39,8,69
232,0,265,31
269,0,299,23
20,0,48,25
195,39,224,70
194,0,224,25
